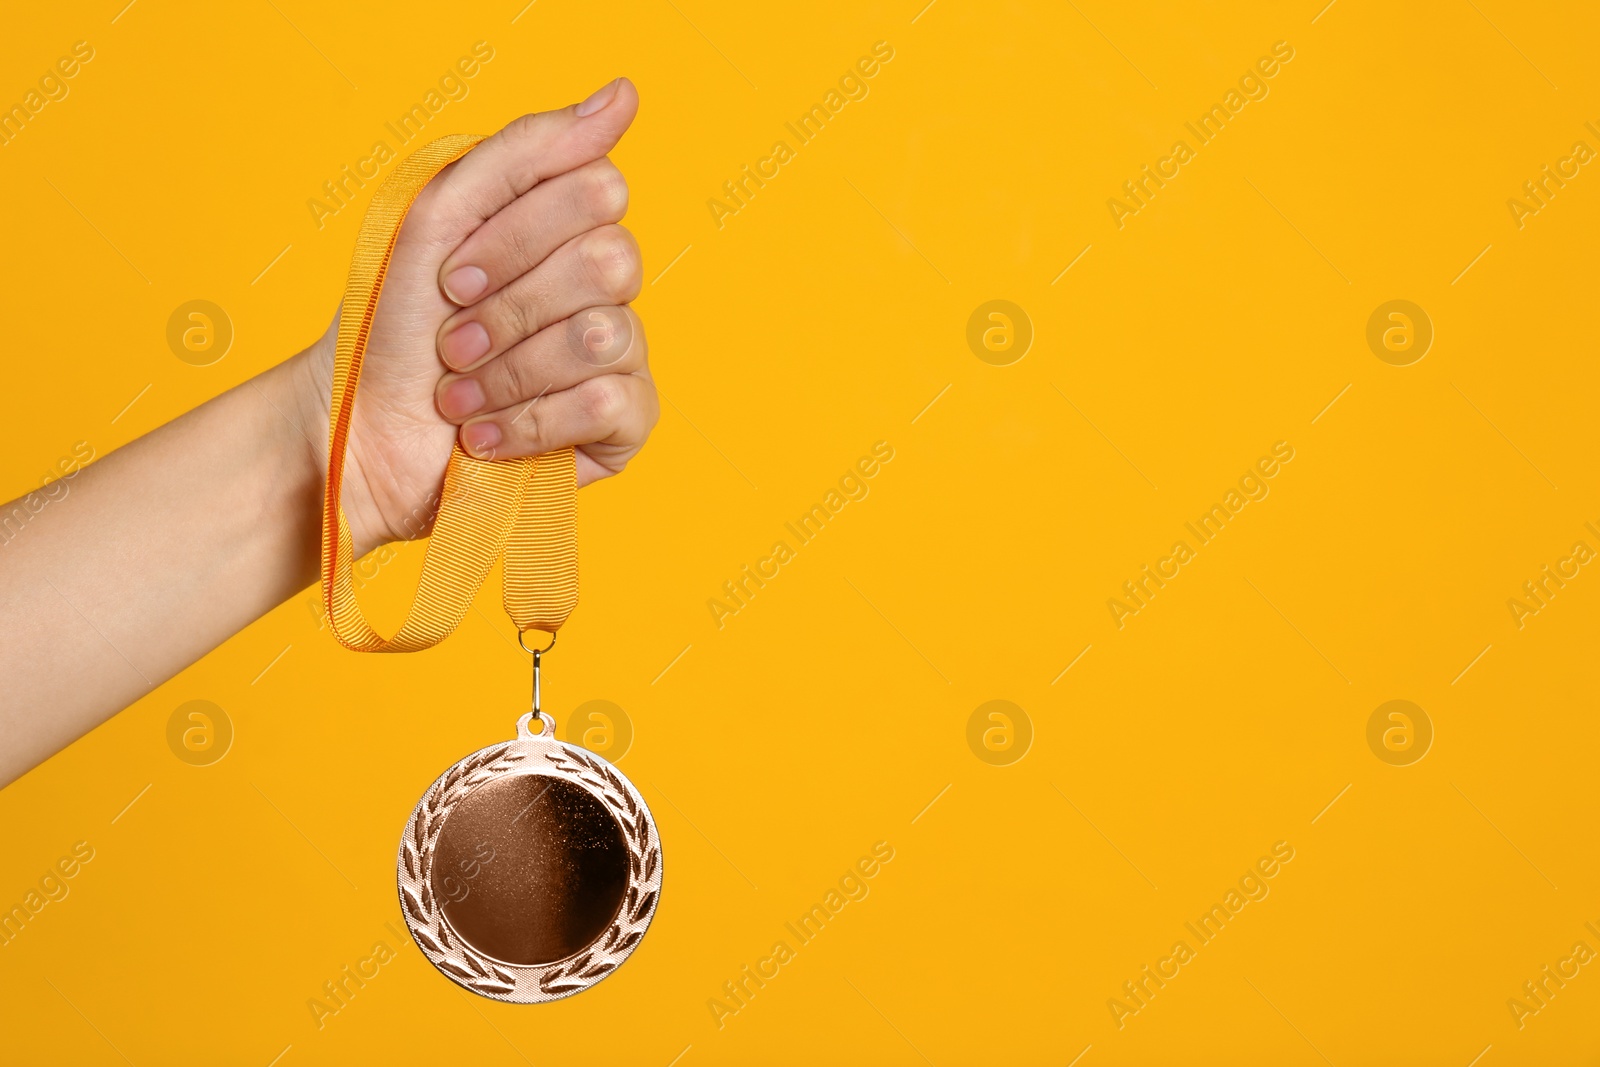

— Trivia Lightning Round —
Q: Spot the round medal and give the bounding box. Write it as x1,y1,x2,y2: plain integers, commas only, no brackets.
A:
397,711,661,1002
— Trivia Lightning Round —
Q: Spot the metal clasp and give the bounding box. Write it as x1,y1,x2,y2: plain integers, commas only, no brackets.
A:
517,630,557,717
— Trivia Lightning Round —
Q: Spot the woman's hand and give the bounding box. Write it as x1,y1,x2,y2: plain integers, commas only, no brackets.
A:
0,78,659,782
294,78,657,556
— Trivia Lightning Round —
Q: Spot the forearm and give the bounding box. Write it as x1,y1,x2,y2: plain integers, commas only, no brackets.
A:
0,346,329,785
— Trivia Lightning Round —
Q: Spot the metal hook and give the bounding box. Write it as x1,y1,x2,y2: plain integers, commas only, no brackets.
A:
517,630,557,716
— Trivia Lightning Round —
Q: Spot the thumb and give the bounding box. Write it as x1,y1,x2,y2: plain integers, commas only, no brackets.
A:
414,77,639,248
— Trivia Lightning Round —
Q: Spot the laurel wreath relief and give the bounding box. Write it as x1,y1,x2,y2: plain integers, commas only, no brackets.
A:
399,741,660,999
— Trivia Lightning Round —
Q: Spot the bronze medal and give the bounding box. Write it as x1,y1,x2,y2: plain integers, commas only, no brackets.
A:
398,710,661,1002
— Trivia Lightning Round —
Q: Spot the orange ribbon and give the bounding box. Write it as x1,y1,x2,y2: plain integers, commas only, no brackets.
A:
320,134,578,652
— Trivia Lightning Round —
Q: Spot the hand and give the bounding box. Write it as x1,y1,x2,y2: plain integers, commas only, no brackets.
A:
293,78,656,555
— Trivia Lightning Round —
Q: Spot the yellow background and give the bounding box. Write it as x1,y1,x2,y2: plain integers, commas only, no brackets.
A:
2,0,1598,1063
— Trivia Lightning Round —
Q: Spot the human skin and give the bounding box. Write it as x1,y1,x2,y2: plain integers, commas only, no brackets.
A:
0,79,657,787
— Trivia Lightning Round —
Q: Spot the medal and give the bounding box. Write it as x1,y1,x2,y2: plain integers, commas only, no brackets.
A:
396,684,661,1002
318,136,661,1002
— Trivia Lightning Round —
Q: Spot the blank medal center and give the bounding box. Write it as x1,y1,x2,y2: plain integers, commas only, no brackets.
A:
431,773,629,965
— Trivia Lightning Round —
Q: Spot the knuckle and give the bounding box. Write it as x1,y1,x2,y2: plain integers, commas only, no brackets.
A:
570,306,636,368
582,226,641,301
580,375,628,426
644,381,661,432
501,220,537,271
494,350,538,404
514,401,544,441
585,160,629,220
505,111,543,146
627,308,648,363
494,286,537,341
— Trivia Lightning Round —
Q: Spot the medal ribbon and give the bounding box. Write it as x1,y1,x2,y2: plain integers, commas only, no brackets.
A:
320,134,578,652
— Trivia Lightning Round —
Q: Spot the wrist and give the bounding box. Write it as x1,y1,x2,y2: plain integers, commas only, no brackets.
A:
264,330,395,561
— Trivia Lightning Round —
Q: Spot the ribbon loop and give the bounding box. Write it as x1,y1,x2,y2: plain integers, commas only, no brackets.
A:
320,134,579,652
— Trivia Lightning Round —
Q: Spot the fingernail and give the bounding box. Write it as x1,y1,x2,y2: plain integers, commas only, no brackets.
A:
575,79,619,117
443,265,488,304
438,377,486,420
463,421,502,457
441,321,491,369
